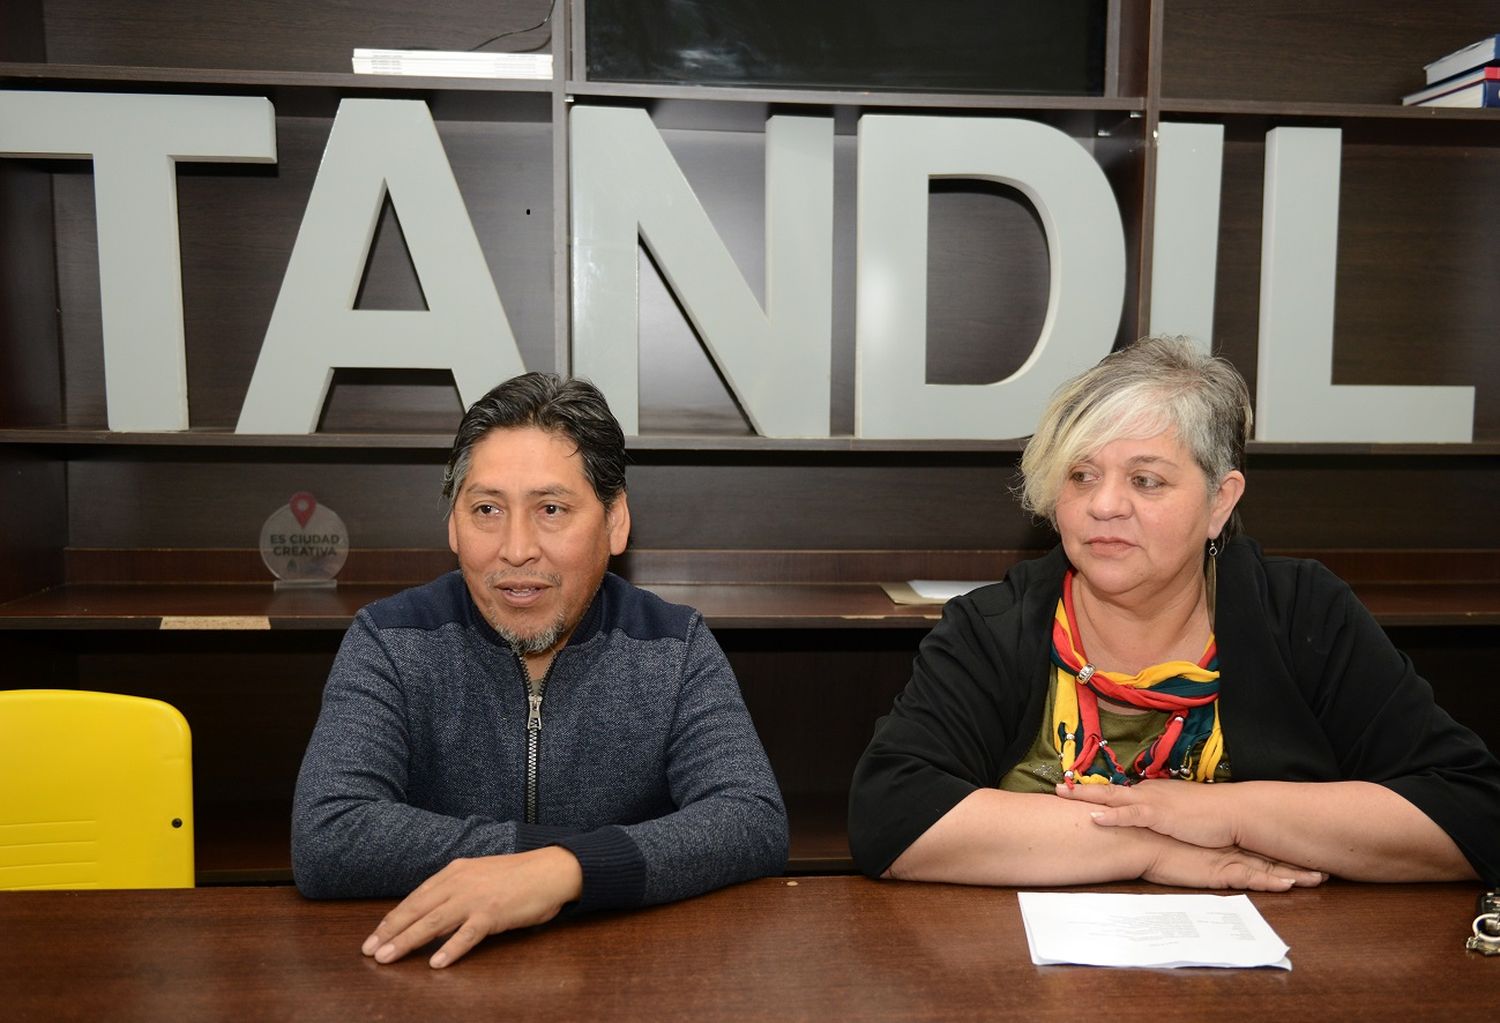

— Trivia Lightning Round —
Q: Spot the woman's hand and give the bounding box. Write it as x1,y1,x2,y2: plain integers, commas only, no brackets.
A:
1141,839,1327,891
1056,779,1241,849
1058,778,1478,882
1055,782,1324,889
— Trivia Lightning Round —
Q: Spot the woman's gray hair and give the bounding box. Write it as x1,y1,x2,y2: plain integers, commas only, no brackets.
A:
1018,336,1252,538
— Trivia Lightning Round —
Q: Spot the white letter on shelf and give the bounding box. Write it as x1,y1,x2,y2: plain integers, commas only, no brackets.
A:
570,106,834,437
1257,127,1474,442
1150,122,1224,349
0,91,276,431
854,115,1124,439
237,99,523,435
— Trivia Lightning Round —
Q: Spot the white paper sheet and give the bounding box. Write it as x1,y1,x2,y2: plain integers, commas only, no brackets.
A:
907,579,998,601
1017,891,1292,969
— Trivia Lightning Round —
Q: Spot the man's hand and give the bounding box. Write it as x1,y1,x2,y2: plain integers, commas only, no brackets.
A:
361,846,584,968
1056,779,1242,850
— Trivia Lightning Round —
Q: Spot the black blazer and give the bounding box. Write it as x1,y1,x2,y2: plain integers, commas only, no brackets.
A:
848,537,1500,883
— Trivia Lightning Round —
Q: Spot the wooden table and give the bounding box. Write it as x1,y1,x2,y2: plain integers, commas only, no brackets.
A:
4,876,1496,1020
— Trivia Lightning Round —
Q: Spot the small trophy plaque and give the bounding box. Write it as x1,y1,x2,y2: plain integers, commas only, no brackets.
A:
259,492,349,589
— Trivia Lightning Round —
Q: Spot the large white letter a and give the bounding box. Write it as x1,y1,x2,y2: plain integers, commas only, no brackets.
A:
238,99,524,434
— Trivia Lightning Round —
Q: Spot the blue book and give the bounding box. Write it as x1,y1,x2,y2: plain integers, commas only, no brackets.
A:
1415,78,1500,108
1424,34,1500,85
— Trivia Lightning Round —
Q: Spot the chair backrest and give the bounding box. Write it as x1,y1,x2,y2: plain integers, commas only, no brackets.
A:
0,689,194,889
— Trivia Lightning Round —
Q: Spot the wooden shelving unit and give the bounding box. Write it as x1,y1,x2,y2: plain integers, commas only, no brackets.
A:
4,0,1500,882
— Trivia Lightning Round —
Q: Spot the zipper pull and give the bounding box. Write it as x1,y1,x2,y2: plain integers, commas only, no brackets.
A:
527,692,543,732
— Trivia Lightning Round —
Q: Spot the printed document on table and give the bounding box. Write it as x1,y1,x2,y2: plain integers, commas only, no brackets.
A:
1017,892,1292,969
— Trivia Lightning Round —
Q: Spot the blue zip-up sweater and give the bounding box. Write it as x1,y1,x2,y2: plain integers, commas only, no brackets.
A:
292,571,789,909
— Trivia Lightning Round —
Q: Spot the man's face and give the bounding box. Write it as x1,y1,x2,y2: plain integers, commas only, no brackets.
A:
448,426,629,667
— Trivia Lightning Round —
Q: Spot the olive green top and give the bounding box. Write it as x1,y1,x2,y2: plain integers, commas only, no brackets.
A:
999,672,1231,792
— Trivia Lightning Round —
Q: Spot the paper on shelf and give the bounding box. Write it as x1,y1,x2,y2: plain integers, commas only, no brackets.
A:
880,579,998,605
1017,891,1292,970
351,48,553,80
910,579,996,601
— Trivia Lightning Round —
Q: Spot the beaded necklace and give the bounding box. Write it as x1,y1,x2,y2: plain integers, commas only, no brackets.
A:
1051,570,1224,787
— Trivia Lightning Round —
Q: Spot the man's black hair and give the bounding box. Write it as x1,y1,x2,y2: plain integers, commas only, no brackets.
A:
442,372,627,511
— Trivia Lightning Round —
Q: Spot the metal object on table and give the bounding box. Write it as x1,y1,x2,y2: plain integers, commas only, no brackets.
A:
1466,890,1500,955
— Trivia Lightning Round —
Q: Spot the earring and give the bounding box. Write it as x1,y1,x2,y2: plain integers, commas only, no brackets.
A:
1207,536,1220,559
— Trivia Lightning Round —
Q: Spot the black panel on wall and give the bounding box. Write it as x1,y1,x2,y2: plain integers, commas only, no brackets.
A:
586,0,1107,94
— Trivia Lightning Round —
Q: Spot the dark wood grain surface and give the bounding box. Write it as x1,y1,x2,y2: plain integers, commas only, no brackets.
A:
1161,0,1497,105
38,0,558,72
3,877,1495,1021
4,578,1498,629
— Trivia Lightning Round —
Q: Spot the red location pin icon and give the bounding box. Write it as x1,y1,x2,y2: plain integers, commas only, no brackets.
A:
289,492,317,528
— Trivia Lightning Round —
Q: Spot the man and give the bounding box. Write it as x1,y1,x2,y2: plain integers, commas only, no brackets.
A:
292,373,788,968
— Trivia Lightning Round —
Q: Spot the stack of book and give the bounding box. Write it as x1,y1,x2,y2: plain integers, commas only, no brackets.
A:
1403,34,1500,107
351,48,553,80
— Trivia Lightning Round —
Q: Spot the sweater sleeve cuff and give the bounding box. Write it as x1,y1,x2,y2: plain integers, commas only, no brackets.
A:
513,822,583,851
552,825,647,912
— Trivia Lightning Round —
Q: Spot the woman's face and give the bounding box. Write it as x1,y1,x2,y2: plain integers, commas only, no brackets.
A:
1054,429,1243,606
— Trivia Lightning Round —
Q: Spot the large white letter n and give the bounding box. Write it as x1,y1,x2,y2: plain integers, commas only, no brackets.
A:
570,106,834,437
237,99,524,434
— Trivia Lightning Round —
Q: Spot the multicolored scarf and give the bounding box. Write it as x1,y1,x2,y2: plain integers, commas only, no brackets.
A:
1051,570,1224,787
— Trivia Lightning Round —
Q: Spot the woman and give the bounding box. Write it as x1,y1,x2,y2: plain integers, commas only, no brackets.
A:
849,336,1500,890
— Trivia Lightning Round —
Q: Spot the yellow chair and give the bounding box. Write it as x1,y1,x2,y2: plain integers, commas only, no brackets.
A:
0,689,194,889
